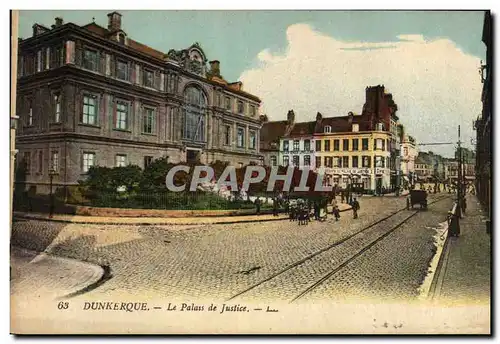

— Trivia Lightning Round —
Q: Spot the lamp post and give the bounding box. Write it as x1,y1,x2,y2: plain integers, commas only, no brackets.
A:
49,167,56,218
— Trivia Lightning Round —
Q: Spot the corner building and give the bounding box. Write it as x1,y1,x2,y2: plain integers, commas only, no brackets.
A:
16,12,262,194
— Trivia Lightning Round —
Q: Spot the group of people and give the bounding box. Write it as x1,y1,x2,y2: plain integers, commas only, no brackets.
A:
259,194,361,222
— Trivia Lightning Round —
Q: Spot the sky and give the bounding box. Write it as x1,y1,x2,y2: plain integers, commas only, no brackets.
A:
19,10,487,157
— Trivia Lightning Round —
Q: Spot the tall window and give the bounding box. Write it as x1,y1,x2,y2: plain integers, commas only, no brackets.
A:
224,125,231,145
382,139,386,151
116,154,127,167
82,95,97,125
54,94,61,122
333,139,340,151
250,105,256,117
142,107,155,134
237,127,245,147
304,139,311,151
36,50,42,72
115,101,128,130
342,156,349,168
45,47,50,70
27,101,33,126
375,156,384,168
404,147,408,156
324,140,330,151
283,140,289,152
82,152,95,173
237,101,244,114
225,97,231,110
362,156,371,168
144,156,153,169
362,138,369,151
51,151,59,172
270,156,277,166
38,151,43,174
315,156,321,168
293,140,300,151
183,86,206,142
343,139,349,151
333,157,341,168
23,152,31,174
283,156,290,166
316,140,322,151
116,60,129,81
249,131,256,149
304,155,311,166
144,69,154,88
292,155,299,167
83,49,98,71
352,156,359,168
352,138,359,151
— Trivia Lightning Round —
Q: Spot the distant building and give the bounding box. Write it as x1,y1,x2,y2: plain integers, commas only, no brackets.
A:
399,128,418,184
16,12,262,194
280,111,316,169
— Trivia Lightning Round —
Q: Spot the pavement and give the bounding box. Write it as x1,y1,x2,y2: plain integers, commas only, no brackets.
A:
429,194,491,305
10,246,104,301
12,202,352,225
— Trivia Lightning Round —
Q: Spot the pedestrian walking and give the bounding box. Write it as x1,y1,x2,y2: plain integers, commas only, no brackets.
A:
272,197,278,217
255,197,261,214
341,190,345,204
351,198,360,219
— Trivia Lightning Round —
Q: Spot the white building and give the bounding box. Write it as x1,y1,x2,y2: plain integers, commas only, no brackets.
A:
400,134,418,183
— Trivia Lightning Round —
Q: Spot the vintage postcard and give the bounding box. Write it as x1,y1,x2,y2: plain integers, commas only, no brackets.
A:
9,9,491,334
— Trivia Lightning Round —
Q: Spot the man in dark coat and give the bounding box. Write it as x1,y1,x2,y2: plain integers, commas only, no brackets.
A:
351,198,360,219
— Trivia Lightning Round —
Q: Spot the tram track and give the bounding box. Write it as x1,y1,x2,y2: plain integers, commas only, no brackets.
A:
226,194,452,302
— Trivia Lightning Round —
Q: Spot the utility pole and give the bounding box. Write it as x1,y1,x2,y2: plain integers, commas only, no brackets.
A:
457,125,462,218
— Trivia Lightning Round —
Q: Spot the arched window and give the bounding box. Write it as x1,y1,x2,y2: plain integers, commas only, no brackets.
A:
183,86,206,142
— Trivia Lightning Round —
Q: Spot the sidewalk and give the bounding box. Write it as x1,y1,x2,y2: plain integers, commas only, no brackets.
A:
10,246,104,301
13,202,353,225
430,195,491,305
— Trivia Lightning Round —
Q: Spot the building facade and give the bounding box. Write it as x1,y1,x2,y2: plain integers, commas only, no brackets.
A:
16,12,262,194
475,11,492,215
280,112,316,169
400,132,418,184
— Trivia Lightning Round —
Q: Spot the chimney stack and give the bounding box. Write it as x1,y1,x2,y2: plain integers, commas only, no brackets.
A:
287,110,295,125
107,11,122,32
209,60,220,77
316,112,323,122
348,111,354,125
55,17,63,27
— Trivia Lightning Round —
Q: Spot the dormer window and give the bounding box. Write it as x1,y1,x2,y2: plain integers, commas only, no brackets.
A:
376,122,385,131
118,33,126,45
324,125,331,133
352,124,359,132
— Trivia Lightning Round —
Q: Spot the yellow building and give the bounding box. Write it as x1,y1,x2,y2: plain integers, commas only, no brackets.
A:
314,113,392,192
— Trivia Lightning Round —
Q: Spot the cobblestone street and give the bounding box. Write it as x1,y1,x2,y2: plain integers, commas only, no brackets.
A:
11,195,454,302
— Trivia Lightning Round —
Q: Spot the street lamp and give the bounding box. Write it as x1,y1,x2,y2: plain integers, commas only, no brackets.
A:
49,167,56,218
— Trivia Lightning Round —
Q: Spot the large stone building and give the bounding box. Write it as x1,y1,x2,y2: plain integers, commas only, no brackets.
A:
15,12,262,194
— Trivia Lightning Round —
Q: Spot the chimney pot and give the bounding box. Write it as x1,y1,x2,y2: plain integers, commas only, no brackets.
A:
287,110,295,124
209,60,221,77
55,17,63,27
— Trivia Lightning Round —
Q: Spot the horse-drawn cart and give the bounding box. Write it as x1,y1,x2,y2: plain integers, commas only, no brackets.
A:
407,190,428,210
